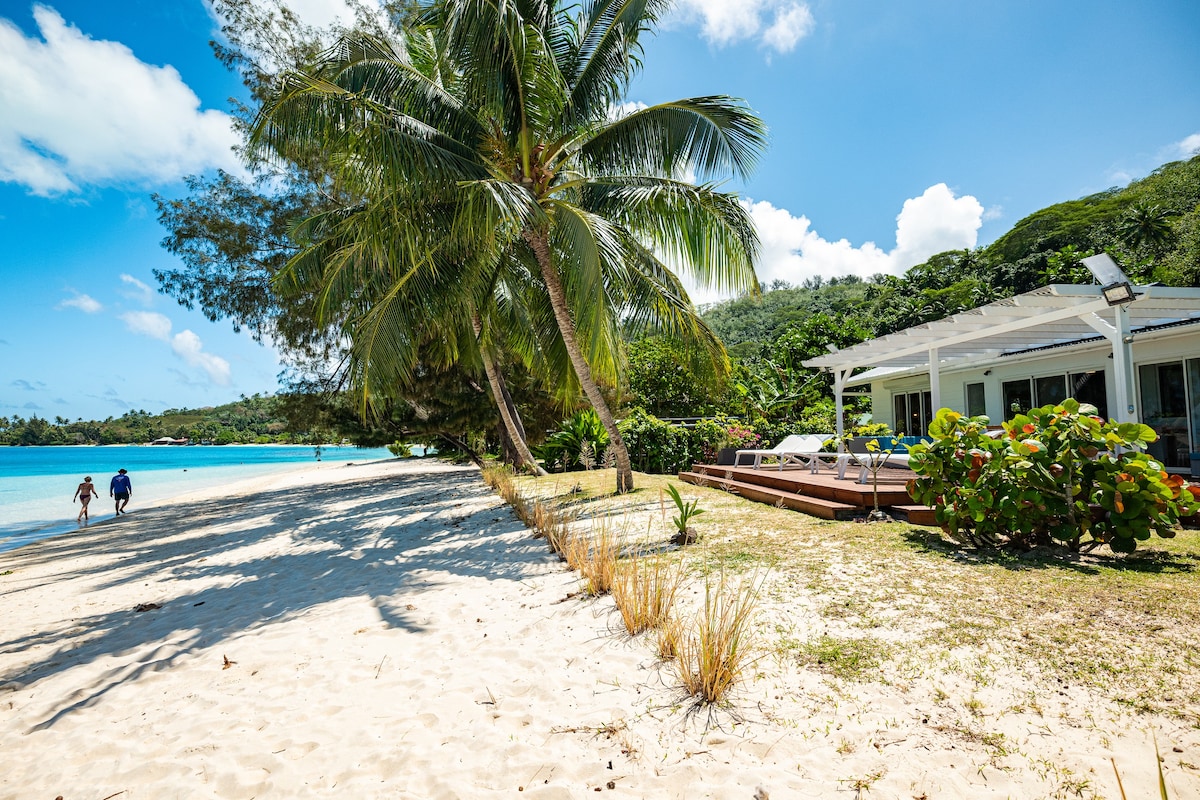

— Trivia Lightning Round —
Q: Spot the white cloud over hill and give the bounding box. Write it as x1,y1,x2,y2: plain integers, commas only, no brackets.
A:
748,183,985,286
1174,132,1200,159
682,184,985,304
672,0,815,53
0,6,240,195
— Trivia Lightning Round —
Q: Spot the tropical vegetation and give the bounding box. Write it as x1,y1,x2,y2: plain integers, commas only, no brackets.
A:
909,402,1200,552
243,0,763,493
149,1,1200,508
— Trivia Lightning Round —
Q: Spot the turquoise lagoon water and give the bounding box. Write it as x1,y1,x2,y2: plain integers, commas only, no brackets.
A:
0,445,399,552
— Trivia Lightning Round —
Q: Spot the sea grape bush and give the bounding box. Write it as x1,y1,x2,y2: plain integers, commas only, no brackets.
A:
908,400,1199,553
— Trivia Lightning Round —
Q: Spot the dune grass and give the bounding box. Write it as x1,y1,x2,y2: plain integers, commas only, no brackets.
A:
673,574,760,705
564,521,620,596
656,616,683,662
611,549,685,635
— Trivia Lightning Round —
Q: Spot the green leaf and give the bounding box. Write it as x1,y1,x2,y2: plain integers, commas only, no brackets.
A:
1109,536,1136,554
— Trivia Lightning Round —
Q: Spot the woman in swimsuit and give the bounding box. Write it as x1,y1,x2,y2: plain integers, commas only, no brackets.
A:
74,476,96,522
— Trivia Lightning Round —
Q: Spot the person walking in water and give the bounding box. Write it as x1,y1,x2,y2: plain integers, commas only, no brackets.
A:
73,476,97,522
110,468,132,515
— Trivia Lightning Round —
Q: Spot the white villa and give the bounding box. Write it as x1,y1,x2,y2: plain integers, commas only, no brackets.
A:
804,264,1200,476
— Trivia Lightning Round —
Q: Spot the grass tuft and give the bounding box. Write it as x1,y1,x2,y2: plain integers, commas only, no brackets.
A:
576,522,621,595
531,500,576,556
656,616,683,661
611,549,685,635
674,574,760,704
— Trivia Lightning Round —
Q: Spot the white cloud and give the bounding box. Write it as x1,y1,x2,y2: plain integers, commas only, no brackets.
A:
609,100,649,121
119,311,232,385
0,6,240,196
1174,132,1200,159
761,3,816,53
170,330,232,386
689,184,984,302
282,0,362,29
890,184,985,274
121,311,173,341
672,0,815,53
119,273,155,305
58,291,102,313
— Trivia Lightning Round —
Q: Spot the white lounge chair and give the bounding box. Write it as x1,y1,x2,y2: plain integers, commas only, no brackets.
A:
736,434,835,470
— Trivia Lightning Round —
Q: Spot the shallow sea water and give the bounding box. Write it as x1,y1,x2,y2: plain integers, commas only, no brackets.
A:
0,445,399,551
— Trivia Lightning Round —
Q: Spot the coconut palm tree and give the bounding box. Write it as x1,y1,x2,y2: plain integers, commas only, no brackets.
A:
278,198,552,474
1117,201,1176,258
253,2,765,492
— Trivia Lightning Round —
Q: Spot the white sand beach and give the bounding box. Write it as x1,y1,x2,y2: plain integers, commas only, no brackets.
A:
2,460,1197,799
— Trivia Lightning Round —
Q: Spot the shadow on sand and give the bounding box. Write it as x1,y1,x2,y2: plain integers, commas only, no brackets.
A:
0,466,552,732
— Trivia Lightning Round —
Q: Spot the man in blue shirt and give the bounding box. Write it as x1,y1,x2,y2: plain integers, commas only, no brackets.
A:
110,469,132,515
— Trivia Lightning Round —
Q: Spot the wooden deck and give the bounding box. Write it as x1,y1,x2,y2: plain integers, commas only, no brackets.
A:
680,463,938,524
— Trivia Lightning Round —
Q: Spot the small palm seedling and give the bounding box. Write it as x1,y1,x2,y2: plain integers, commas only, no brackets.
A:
664,483,706,545
578,441,597,471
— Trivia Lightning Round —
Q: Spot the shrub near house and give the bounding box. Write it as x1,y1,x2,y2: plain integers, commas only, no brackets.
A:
908,400,1199,553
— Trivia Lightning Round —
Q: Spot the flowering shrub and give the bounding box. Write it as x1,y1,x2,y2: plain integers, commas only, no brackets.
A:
692,416,761,463
908,400,1199,553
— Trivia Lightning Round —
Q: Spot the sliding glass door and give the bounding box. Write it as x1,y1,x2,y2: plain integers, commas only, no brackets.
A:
1001,371,1108,421
892,390,934,436
1139,359,1200,470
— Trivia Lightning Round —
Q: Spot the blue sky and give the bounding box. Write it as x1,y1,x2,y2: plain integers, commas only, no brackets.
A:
1,0,1198,422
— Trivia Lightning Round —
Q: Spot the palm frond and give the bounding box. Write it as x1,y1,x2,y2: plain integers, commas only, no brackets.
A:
576,176,760,295
547,199,631,375
564,0,671,121
579,96,768,181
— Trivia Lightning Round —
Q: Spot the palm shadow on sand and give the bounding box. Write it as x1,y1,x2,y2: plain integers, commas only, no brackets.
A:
0,466,554,732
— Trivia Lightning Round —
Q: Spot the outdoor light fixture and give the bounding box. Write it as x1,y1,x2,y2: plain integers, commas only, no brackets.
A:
1102,281,1136,306
1083,253,1137,306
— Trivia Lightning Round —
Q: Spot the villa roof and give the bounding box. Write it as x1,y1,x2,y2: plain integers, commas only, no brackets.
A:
802,283,1200,385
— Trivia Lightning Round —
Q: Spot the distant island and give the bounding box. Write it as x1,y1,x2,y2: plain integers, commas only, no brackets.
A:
0,394,318,446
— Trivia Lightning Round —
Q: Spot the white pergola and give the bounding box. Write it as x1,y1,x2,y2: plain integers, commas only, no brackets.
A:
802,283,1200,441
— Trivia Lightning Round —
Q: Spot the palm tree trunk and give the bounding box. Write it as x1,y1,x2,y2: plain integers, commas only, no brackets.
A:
472,312,547,476
525,232,634,493
436,432,483,467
